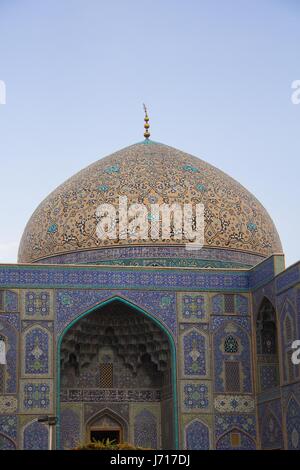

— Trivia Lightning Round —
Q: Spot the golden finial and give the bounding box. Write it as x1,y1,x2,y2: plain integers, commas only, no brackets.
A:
143,103,150,139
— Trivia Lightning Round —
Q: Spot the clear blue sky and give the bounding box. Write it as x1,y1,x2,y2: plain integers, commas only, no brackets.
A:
0,0,299,267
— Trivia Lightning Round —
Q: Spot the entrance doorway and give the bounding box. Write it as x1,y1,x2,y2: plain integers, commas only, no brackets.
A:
90,429,120,443
59,298,177,449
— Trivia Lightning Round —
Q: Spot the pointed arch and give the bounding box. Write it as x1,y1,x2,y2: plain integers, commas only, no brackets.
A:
260,407,283,449
216,427,256,450
87,406,129,429
86,407,129,443
255,297,279,392
134,408,158,449
0,318,18,393
22,324,52,376
281,298,296,344
181,327,209,378
280,299,298,383
184,418,210,450
286,394,300,449
0,432,16,450
22,420,48,450
213,320,252,393
56,295,179,449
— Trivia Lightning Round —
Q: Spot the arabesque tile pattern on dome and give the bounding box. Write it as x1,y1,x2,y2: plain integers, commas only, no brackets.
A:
18,141,282,264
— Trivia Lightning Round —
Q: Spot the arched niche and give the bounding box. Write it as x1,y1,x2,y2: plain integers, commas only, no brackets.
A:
57,296,178,449
86,408,128,444
256,297,279,392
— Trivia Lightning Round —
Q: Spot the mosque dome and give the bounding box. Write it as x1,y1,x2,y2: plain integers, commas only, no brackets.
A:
18,140,282,265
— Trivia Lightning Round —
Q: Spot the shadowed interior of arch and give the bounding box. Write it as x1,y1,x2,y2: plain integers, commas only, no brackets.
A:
59,299,175,449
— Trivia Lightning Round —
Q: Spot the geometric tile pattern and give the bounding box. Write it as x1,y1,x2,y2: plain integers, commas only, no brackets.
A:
216,429,256,450
0,415,17,440
60,407,81,450
286,396,300,450
183,330,207,376
24,327,50,375
212,294,249,315
55,289,177,338
258,399,283,450
212,318,252,393
0,397,18,414
182,382,210,411
20,380,53,413
134,409,158,449
22,290,53,319
4,291,18,312
215,414,256,439
0,265,250,291
0,433,16,450
259,365,279,391
214,395,255,413
0,317,18,393
185,419,210,450
18,142,281,263
23,421,48,450
178,293,207,322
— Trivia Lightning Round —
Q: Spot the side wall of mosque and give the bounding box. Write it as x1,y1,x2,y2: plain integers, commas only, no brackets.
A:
0,254,299,450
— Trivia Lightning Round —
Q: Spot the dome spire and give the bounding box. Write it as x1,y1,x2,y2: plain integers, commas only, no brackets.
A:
143,103,150,139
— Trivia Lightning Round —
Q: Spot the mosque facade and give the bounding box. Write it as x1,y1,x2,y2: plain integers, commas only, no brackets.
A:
0,119,299,450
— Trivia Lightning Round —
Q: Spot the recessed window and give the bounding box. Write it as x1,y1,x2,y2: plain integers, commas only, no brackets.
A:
230,432,241,447
99,363,113,388
225,361,241,392
91,430,120,444
224,335,239,354
224,295,235,314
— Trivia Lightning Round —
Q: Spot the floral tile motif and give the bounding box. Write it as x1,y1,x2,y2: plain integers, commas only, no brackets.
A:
258,400,283,449
55,289,177,337
0,415,17,439
18,142,282,264
0,316,18,393
60,407,81,450
134,409,158,449
185,419,210,450
214,395,255,413
215,414,256,439
286,396,300,450
178,293,208,322
20,380,53,413
23,327,51,376
216,429,256,450
23,290,52,319
182,330,208,377
181,382,211,413
23,421,48,450
0,397,17,414
20,290,53,320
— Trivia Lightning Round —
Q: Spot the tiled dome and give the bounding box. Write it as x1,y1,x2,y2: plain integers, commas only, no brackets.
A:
18,140,282,264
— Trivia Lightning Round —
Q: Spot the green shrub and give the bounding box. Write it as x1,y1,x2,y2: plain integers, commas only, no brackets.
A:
73,438,151,451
